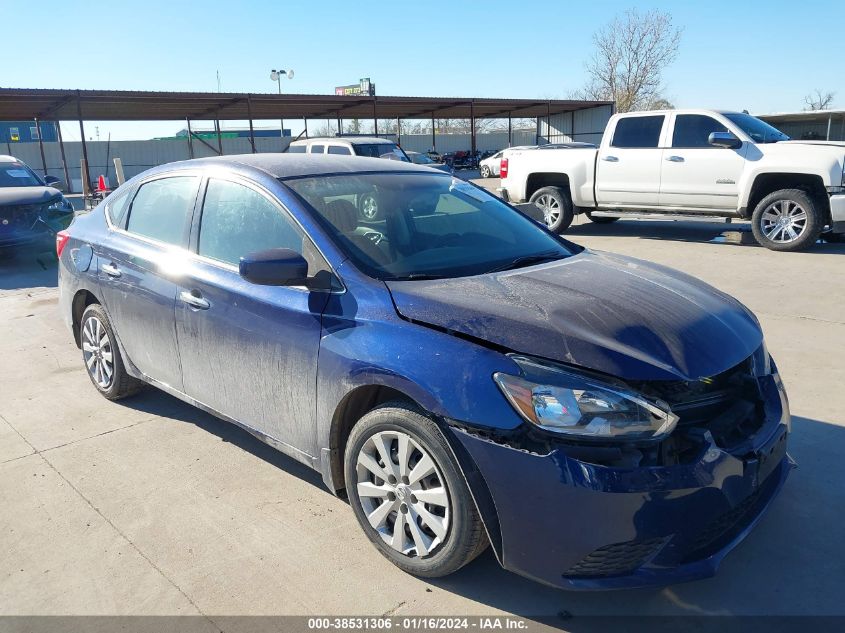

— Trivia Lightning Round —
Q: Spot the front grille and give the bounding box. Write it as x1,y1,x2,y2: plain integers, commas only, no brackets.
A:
563,537,668,578
633,355,766,452
0,204,43,232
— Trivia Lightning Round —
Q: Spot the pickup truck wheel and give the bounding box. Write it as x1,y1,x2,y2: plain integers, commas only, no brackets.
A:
751,189,822,252
529,186,574,234
480,165,491,178
585,212,619,224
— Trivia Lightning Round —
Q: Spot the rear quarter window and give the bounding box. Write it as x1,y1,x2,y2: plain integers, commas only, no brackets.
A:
287,145,306,153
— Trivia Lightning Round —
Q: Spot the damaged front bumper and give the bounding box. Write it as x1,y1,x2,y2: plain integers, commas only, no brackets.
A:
448,373,794,590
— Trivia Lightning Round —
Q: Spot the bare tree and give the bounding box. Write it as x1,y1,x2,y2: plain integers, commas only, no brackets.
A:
804,89,835,111
576,9,682,112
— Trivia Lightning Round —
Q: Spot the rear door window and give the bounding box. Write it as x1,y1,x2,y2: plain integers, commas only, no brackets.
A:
287,145,306,153
328,145,352,155
310,144,325,154
611,116,665,148
126,176,198,246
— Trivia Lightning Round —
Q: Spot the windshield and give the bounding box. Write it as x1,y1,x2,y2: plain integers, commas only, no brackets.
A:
284,173,576,281
723,113,790,143
353,143,410,162
0,162,42,187
410,153,434,164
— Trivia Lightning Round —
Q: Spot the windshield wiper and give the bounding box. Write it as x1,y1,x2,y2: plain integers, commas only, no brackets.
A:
387,273,447,281
484,251,563,274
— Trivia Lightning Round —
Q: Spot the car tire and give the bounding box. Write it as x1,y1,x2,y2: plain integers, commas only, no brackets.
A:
751,189,823,252
585,211,619,224
80,304,144,401
529,186,574,234
344,402,488,578
480,165,491,178
358,192,380,221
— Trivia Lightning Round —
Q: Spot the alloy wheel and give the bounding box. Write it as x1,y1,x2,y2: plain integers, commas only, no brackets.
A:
535,193,561,227
361,195,379,220
760,200,808,243
82,315,114,389
355,430,451,558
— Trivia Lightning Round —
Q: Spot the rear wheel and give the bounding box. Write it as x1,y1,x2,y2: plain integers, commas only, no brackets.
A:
80,304,143,400
480,165,492,178
585,211,620,224
751,189,823,252
344,403,487,578
529,186,574,234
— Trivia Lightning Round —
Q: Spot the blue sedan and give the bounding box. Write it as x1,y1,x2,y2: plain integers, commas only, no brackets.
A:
57,155,792,590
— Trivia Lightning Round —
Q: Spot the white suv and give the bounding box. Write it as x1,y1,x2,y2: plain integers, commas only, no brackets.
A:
287,137,410,161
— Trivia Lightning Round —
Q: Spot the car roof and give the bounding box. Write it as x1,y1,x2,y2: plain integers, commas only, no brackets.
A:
0,155,23,163
150,153,438,179
289,136,396,146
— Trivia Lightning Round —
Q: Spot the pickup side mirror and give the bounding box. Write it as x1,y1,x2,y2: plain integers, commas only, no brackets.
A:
708,132,742,149
239,248,310,287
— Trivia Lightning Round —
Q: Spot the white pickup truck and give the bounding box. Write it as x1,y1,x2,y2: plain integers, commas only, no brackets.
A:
500,109,845,251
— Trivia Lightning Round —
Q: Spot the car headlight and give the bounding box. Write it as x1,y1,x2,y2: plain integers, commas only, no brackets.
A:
47,196,74,213
494,356,678,442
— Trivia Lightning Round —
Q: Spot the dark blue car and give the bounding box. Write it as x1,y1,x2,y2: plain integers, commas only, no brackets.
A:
57,154,792,590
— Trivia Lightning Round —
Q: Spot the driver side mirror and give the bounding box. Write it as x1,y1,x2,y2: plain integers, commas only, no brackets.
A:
708,132,742,149
239,248,310,287
44,175,66,191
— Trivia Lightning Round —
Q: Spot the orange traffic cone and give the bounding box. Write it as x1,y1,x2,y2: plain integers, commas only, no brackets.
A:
97,175,107,191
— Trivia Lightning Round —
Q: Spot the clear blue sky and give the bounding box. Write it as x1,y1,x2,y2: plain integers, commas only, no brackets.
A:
4,0,842,140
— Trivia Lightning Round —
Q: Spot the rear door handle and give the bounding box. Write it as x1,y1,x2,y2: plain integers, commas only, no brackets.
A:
601,155,619,162
665,155,685,162
180,290,210,310
101,263,122,278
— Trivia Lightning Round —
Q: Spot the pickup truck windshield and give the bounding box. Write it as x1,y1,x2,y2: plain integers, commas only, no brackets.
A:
285,172,575,280
724,113,790,143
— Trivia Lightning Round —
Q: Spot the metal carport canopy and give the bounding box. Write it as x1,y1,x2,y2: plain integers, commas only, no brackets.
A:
0,88,612,121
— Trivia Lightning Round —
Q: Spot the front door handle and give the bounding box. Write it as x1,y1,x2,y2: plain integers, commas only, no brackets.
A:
101,262,122,278
665,155,685,162
601,155,619,162
180,290,210,310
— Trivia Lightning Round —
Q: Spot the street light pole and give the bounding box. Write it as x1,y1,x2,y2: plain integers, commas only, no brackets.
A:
270,68,294,144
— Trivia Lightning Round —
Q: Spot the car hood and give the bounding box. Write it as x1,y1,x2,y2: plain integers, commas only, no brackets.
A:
385,251,763,382
0,186,62,207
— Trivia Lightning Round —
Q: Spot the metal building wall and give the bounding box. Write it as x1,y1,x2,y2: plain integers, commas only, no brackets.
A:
537,104,614,145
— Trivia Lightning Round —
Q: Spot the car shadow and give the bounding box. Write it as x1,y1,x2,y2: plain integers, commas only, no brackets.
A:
112,381,845,624
0,246,59,291
563,218,845,253
117,387,327,491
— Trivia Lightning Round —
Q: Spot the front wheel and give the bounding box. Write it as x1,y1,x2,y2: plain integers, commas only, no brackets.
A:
751,189,823,252
344,403,487,578
529,186,574,234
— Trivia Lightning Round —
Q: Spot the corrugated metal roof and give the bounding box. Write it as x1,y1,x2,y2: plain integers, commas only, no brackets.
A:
0,88,613,122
